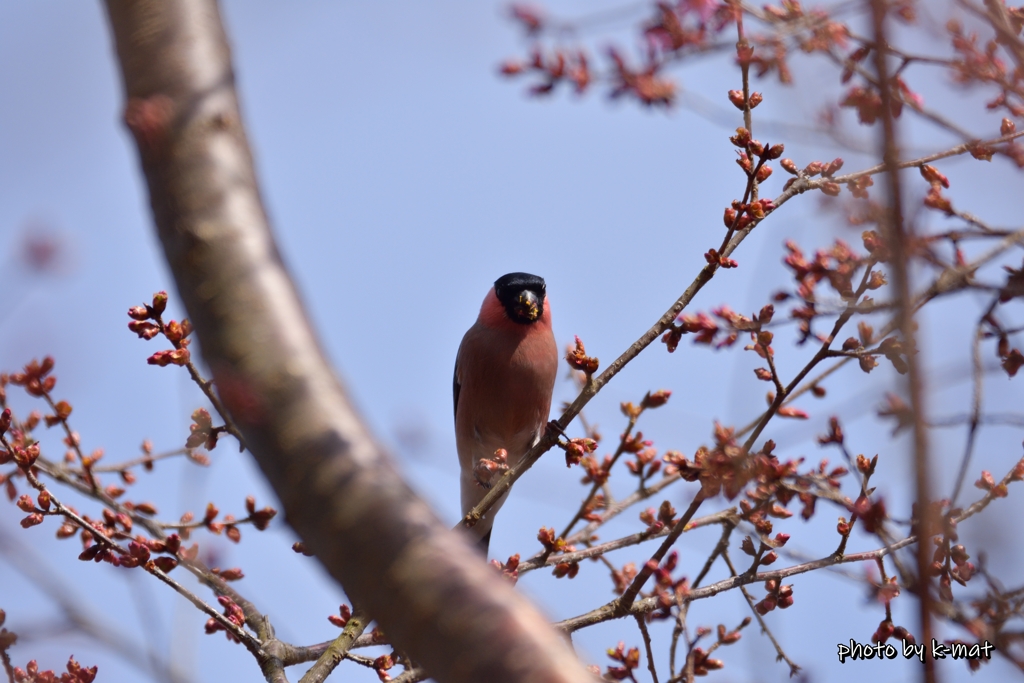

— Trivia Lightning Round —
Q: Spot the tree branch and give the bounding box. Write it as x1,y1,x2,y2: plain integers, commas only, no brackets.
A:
102,2,592,682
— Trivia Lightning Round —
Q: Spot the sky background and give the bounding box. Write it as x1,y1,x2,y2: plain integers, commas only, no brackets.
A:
1,1,1023,682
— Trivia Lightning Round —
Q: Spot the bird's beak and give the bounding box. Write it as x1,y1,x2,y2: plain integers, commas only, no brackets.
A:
513,290,540,321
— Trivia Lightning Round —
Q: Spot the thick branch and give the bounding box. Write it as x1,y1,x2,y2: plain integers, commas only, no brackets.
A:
102,2,591,682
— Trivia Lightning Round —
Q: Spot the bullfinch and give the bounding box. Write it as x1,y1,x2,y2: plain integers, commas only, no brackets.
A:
454,272,558,554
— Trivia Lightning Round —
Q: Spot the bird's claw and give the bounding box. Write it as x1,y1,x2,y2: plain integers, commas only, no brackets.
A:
544,420,566,441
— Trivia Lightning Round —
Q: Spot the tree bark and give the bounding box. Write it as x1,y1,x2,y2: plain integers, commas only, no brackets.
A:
102,2,594,682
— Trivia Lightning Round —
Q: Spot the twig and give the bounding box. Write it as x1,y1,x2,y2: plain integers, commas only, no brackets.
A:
90,447,190,473
721,550,800,676
298,608,369,683
811,129,1024,187
618,493,706,609
635,614,660,683
951,300,997,505
519,509,738,575
390,667,429,683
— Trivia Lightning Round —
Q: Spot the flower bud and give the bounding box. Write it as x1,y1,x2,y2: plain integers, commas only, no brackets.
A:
151,291,168,315
723,207,737,228
823,158,844,176
729,127,751,147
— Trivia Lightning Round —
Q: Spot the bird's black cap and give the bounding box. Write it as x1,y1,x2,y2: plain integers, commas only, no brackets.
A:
494,272,546,324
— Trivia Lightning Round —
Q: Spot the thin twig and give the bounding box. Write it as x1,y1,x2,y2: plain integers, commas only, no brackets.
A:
618,493,707,609
951,300,997,505
721,550,800,676
635,614,660,683
519,509,737,575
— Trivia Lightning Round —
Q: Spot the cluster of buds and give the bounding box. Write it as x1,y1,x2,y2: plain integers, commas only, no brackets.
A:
974,470,1009,499
920,164,953,214
723,197,777,232
665,304,769,353
755,578,794,614
489,554,521,585
840,73,918,126
605,641,641,681
842,334,909,376
638,500,677,535
580,454,613,486
741,441,843,524
640,389,671,410
645,550,691,620
742,34,793,84
474,447,509,485
932,538,977,601
983,308,1024,377
508,3,543,34
861,230,891,263
730,126,784,186
499,47,590,97
186,408,221,451
740,531,790,569
328,604,353,628
8,357,56,398
948,18,1024,118
565,335,599,376
728,89,763,111
783,238,872,342
204,595,246,642
679,618,749,677
848,494,888,534
797,13,850,54
704,247,739,270
10,656,97,683
781,156,845,196
3,442,40,474
608,48,676,107
645,3,714,54
577,492,606,523
749,332,777,377
195,497,276,543
562,438,597,468
686,645,726,677
128,291,193,368
625,443,660,480
662,423,754,499
536,526,570,554
553,558,580,579
610,562,638,595
373,653,396,682
536,527,579,578
872,619,914,645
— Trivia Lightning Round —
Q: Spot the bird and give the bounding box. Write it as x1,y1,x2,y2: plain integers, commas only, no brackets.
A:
454,272,558,554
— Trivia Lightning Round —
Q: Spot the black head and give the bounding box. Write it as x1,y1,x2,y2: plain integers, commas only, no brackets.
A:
494,272,547,324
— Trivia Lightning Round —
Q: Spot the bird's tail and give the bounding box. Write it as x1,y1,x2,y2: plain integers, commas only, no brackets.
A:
478,529,492,556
